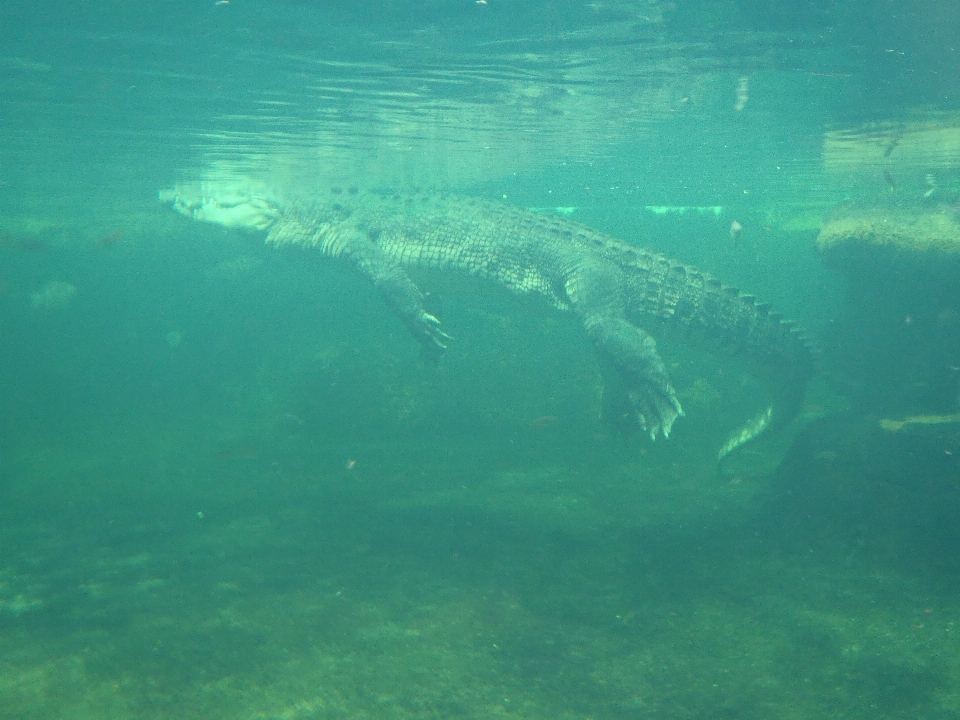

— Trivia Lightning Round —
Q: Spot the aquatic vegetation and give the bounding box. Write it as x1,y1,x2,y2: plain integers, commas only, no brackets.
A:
28,280,75,310
879,413,960,432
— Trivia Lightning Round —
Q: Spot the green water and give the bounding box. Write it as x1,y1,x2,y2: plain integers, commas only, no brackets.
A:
2,1,960,718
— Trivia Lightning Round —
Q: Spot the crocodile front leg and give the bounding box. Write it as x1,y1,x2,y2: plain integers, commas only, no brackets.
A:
342,237,452,354
352,241,450,354
266,216,451,354
566,261,683,440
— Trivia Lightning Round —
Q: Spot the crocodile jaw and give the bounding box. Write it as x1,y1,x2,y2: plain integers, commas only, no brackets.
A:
160,188,280,231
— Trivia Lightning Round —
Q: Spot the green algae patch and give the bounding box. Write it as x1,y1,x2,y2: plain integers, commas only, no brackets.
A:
777,209,829,234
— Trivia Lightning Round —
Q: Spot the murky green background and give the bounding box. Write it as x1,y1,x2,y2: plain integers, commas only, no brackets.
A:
2,1,959,718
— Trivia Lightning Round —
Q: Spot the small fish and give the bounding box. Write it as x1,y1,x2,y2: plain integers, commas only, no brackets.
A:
6,235,48,252
530,415,558,428
883,170,897,190
20,237,48,252
216,447,258,460
729,220,743,243
98,231,124,247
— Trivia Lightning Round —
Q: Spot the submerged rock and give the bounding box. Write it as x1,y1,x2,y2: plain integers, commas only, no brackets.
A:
818,201,960,279
817,200,960,416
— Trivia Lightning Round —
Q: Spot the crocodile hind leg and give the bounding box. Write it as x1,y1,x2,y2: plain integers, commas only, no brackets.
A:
586,315,684,439
566,262,683,440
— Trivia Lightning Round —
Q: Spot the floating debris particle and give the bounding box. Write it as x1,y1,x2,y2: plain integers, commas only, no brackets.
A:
729,220,743,243
884,136,901,157
735,77,749,111
205,255,263,280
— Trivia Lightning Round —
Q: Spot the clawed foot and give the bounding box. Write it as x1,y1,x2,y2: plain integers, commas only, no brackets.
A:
417,312,452,352
630,382,684,440
585,315,685,441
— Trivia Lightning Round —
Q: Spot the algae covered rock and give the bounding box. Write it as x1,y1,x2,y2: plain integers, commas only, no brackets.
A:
817,201,960,278
816,200,960,417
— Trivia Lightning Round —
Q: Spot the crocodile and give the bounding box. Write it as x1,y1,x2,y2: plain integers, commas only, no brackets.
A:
162,183,815,461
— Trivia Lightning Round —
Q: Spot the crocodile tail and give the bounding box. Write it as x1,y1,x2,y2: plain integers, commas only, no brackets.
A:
717,338,815,475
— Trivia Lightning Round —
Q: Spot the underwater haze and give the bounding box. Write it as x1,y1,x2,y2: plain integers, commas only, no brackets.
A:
2,1,960,719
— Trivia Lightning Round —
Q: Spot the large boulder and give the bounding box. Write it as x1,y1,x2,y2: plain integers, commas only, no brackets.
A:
818,202,960,281
816,201,960,416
